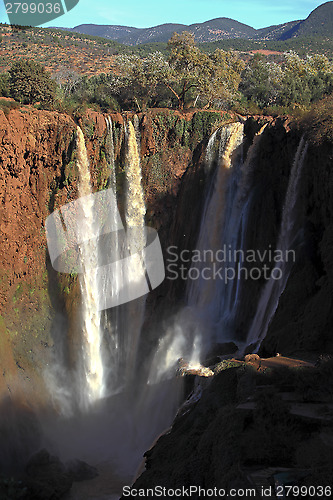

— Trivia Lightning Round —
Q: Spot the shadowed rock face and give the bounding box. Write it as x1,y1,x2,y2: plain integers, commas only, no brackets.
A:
260,139,333,357
128,359,333,497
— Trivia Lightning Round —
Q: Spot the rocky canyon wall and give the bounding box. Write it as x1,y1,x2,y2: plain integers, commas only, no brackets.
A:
0,106,231,407
0,105,332,411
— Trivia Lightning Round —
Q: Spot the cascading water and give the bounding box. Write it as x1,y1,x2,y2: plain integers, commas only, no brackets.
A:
184,124,271,356
46,119,148,411
45,128,109,414
42,117,308,499
211,123,269,341
122,121,147,381
147,122,252,380
147,122,280,379
185,123,245,358
76,126,105,409
43,118,183,497
246,137,308,351
99,118,148,392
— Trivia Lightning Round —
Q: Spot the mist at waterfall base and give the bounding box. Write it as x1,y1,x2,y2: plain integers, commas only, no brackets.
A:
34,117,307,497
41,120,184,494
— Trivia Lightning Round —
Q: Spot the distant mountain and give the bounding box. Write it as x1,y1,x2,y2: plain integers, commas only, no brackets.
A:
64,18,257,44
58,2,333,45
65,23,188,44
255,21,301,41
188,18,256,42
288,1,333,38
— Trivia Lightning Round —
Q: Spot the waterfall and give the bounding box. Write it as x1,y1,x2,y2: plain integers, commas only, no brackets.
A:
246,137,308,351
42,117,310,496
125,121,146,236
121,120,147,384
46,120,148,411
76,127,105,409
211,123,268,340
185,122,246,360
204,128,219,170
151,122,271,375
99,117,147,392
187,123,243,348
148,122,249,381
44,118,174,480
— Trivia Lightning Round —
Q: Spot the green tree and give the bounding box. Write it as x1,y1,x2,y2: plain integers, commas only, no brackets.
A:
197,49,244,109
240,51,333,109
166,31,207,109
111,32,244,110
0,72,10,97
165,32,244,109
9,59,57,105
114,52,170,110
240,54,283,107
280,51,333,106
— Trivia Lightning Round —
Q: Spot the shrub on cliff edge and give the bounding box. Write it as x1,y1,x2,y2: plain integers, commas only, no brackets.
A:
9,59,57,107
300,94,333,145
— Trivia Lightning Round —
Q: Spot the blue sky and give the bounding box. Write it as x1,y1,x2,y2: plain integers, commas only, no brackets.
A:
0,0,327,29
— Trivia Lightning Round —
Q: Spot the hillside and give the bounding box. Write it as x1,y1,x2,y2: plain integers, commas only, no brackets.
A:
255,21,301,41
0,2,332,77
68,18,257,44
198,36,333,58
291,1,333,38
0,24,332,77
187,18,256,42
62,2,333,45
0,24,129,74
64,23,189,44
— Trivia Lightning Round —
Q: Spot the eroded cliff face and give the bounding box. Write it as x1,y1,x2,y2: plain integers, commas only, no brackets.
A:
0,109,76,407
0,106,232,407
0,105,332,412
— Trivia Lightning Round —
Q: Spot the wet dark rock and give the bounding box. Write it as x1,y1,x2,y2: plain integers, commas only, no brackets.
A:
128,360,333,498
25,449,73,499
66,459,99,482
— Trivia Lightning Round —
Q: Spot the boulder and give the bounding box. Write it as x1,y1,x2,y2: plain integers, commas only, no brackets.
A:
244,354,261,365
25,449,72,499
66,459,98,482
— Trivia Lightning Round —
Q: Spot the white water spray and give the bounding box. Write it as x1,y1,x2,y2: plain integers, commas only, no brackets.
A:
185,122,245,359
121,120,147,383
76,126,105,408
148,123,246,379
